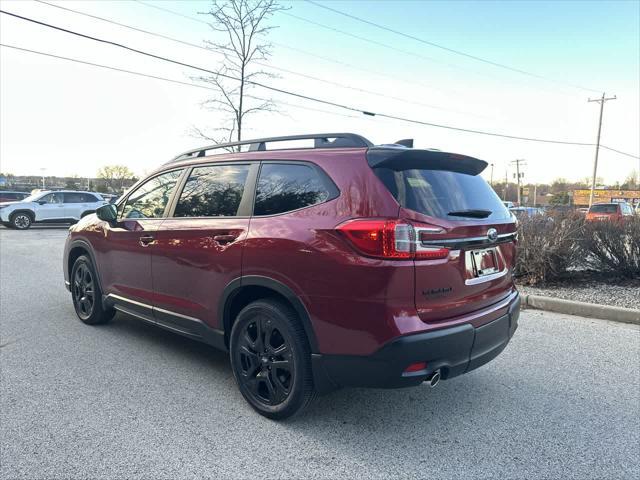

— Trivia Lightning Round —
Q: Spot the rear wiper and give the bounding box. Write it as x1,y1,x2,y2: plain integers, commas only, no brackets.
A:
447,209,492,218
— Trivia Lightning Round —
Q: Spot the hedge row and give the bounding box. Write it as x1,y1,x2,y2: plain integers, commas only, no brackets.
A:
514,213,640,285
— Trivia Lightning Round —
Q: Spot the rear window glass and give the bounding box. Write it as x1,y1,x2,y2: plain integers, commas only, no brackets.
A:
590,204,618,214
374,168,510,220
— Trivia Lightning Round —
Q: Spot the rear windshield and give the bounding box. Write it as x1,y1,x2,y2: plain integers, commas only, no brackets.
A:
590,204,618,213
374,167,511,221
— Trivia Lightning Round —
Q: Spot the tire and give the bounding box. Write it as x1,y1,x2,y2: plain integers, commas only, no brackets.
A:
10,212,33,230
70,255,115,325
230,299,316,420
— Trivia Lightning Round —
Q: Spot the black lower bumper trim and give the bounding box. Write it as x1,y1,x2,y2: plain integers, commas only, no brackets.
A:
312,292,520,393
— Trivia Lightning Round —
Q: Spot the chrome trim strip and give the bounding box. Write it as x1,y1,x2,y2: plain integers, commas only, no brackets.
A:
107,293,153,310
465,268,508,285
421,232,516,245
107,294,205,325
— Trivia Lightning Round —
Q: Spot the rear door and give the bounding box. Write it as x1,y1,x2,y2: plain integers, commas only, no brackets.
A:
62,192,89,219
371,151,517,323
151,162,256,333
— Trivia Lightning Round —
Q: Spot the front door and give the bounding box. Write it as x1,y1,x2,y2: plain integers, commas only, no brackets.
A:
151,163,255,335
35,192,66,220
97,169,185,315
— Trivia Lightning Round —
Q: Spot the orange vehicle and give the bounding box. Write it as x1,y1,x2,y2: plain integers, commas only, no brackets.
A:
585,202,635,222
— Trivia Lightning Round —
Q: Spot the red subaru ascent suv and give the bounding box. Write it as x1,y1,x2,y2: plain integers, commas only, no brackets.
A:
63,133,520,419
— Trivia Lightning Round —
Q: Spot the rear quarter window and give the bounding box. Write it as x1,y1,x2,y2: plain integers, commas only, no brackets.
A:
374,167,510,221
254,163,337,216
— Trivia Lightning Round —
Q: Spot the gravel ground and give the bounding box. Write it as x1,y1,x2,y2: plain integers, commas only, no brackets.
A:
519,280,640,310
2,227,640,479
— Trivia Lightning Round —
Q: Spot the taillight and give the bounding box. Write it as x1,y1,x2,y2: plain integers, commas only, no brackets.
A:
336,219,449,260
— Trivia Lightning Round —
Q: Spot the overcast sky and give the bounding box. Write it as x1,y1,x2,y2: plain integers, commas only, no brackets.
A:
1,0,639,185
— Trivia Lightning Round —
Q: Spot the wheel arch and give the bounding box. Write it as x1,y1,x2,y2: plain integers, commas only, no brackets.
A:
219,276,319,353
9,209,35,222
67,239,104,293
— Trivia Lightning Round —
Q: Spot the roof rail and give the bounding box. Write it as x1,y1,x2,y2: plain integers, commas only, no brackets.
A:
168,133,373,163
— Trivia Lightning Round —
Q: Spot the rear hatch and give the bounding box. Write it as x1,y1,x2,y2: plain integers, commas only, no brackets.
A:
586,204,619,221
369,147,517,323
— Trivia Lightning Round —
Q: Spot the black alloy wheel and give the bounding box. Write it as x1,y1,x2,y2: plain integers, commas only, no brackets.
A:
230,299,316,419
70,255,114,325
72,262,95,320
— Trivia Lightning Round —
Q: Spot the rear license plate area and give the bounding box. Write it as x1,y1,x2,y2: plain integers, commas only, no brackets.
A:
470,248,498,277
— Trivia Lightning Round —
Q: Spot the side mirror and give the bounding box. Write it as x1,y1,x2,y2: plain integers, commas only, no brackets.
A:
96,203,118,222
38,200,47,205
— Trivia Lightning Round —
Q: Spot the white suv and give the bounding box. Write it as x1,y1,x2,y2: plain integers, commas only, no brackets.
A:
0,190,106,229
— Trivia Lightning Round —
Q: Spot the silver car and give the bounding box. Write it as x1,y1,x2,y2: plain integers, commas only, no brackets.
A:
0,190,106,229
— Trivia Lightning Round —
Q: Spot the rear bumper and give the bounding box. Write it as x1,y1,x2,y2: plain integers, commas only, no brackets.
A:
312,292,520,392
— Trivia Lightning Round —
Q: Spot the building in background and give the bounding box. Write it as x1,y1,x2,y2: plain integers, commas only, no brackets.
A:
572,189,640,207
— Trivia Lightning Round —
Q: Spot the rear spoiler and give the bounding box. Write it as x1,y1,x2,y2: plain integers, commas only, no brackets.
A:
367,146,488,175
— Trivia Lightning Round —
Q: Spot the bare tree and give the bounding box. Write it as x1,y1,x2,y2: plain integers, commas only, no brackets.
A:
97,165,137,193
192,0,285,150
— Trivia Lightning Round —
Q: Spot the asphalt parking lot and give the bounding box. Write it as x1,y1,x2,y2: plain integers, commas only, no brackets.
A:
1,227,639,479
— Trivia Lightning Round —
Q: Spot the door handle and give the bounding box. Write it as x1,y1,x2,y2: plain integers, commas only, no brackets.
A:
139,235,155,247
213,234,238,244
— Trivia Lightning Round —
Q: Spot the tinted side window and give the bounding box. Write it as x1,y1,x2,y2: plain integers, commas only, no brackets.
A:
122,170,183,219
64,192,85,203
40,193,63,204
83,193,100,202
174,165,250,217
254,164,333,216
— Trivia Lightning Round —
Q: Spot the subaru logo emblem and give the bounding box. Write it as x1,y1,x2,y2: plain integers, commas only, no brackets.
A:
487,228,498,242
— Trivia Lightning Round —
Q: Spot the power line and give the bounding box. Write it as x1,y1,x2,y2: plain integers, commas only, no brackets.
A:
306,0,601,94
600,145,640,159
0,43,360,121
0,9,363,114
1,11,638,159
131,0,472,98
281,10,576,98
34,0,484,118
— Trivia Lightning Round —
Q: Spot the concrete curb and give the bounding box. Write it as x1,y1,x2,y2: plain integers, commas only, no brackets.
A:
522,294,640,325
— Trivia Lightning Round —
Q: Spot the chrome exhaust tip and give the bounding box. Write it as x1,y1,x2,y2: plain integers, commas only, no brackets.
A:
425,369,441,388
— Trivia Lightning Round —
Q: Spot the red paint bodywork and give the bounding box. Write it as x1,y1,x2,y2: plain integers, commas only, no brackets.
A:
64,146,518,357
585,203,633,223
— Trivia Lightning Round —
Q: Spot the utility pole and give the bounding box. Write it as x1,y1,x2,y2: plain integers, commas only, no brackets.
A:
504,168,508,201
587,93,616,207
533,184,537,207
490,163,494,187
510,159,526,205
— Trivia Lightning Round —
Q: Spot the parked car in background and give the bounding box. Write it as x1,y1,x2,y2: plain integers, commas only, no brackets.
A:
64,133,520,419
503,201,515,209
0,191,29,203
0,190,106,229
100,194,120,204
509,206,545,219
585,202,635,222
